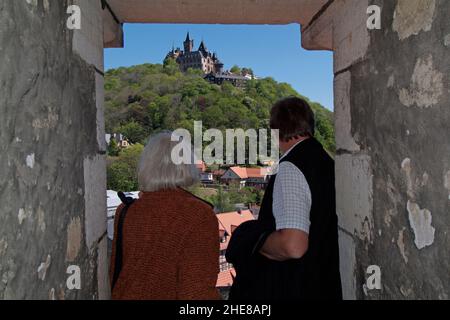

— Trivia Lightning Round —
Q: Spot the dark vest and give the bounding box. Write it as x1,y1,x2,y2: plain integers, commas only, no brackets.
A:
229,138,342,300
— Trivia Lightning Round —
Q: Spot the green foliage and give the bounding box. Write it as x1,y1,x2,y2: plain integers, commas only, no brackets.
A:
241,67,254,76
207,186,235,212
115,121,148,144
230,65,241,74
104,62,335,189
107,139,120,157
107,144,144,191
227,186,263,205
163,57,180,76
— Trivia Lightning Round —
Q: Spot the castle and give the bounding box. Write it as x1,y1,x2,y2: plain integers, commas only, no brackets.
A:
166,33,250,88
166,32,224,74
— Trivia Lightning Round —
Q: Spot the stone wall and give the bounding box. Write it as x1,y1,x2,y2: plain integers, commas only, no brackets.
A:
1,0,448,300
304,0,449,299
0,0,108,299
351,0,449,299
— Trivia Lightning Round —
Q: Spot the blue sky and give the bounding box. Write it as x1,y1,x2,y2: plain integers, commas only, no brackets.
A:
104,23,334,110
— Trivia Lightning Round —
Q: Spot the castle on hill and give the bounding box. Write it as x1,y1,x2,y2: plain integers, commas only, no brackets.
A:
166,32,250,88
166,32,224,74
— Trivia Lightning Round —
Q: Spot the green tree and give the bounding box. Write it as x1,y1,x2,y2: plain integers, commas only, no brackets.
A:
163,57,180,76
241,67,254,76
107,161,138,191
230,65,241,74
208,186,235,212
115,121,148,144
107,139,120,157
106,144,144,191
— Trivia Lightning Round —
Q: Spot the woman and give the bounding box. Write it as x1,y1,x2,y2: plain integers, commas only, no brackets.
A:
110,131,220,300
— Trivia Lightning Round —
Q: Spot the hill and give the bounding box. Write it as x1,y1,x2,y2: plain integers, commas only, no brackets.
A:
104,61,335,152
104,62,335,191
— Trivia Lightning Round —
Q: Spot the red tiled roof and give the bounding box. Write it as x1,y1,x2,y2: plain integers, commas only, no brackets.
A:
217,210,254,250
227,166,268,179
245,167,267,178
229,166,248,179
195,161,206,172
216,268,235,288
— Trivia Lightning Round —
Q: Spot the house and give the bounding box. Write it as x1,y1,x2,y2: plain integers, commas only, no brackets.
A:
105,133,130,149
204,72,248,88
216,268,236,289
220,166,269,189
200,172,214,184
211,169,225,183
195,161,206,173
216,209,254,290
195,161,214,184
216,209,255,276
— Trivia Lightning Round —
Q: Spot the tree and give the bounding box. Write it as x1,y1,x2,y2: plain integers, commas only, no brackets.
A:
107,139,120,157
163,57,180,76
104,62,336,167
230,65,241,74
107,161,138,191
241,67,254,76
208,186,235,212
106,143,144,191
115,121,147,144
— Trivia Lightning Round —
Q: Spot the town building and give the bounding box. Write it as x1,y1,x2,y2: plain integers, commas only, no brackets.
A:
195,161,214,184
204,71,248,88
216,209,255,289
105,133,130,148
221,166,270,189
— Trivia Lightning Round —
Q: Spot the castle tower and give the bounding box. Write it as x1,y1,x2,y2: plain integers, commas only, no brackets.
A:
183,32,194,53
214,59,224,73
198,40,208,55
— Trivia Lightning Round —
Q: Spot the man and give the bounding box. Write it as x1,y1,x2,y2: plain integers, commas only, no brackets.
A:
226,97,342,300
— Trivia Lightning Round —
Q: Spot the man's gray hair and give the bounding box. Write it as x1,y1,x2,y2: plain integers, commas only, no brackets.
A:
138,131,199,192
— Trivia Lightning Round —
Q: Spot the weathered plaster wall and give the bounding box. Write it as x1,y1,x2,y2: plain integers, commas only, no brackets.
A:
305,0,449,299
1,0,447,300
0,0,108,299
349,0,449,299
303,0,450,299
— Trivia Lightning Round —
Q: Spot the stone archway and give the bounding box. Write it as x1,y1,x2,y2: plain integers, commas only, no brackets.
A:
0,0,448,300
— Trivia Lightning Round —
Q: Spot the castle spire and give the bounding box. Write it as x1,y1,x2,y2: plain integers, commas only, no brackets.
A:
199,39,207,54
184,32,193,53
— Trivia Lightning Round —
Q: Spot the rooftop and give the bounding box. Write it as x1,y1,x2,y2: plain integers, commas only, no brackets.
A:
217,209,254,250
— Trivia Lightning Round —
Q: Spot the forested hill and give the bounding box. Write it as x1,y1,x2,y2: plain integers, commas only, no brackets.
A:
104,62,335,153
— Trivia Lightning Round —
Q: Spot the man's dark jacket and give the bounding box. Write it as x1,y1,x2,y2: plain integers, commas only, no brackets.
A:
226,138,342,300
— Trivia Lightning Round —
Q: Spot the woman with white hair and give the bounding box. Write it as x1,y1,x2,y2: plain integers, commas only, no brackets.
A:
109,131,220,300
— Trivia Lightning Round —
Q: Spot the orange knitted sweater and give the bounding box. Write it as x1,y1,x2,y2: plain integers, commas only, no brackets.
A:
109,187,220,300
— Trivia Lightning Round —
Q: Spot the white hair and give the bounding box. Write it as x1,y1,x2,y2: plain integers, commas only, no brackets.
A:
138,131,199,192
